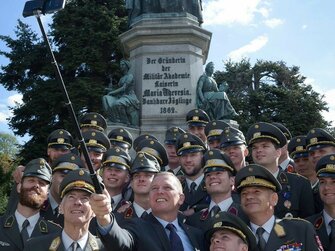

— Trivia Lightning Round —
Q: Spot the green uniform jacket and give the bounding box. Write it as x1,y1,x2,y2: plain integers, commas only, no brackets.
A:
0,214,61,251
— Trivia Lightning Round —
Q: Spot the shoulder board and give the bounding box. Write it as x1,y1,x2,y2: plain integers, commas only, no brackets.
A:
278,172,288,184
88,234,100,251
313,216,323,230
200,208,209,221
282,217,310,223
124,207,134,219
47,220,62,229
49,236,61,251
4,215,15,228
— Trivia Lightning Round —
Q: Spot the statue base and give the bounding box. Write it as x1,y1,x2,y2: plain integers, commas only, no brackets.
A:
117,14,212,142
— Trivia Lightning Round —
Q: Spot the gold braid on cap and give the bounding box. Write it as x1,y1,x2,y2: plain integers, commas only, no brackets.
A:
238,177,276,191
61,181,95,198
204,159,234,173
307,140,335,149
80,123,104,131
317,164,335,176
249,135,280,146
103,156,130,169
220,226,247,244
48,142,72,148
177,144,205,154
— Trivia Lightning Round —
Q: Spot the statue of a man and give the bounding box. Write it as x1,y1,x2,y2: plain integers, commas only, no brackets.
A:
127,0,203,27
196,62,237,120
102,60,140,126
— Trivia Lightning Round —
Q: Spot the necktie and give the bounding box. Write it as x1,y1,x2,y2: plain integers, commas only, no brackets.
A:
71,241,78,251
210,205,221,217
54,206,59,216
111,198,115,209
190,182,196,194
329,220,335,242
166,223,184,251
141,211,149,219
256,227,266,251
21,219,30,245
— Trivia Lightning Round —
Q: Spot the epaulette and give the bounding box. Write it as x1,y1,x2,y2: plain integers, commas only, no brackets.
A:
282,216,310,223
4,215,14,228
88,235,99,251
47,220,62,229
124,207,134,219
278,172,288,184
38,220,48,233
313,216,323,230
49,236,61,251
228,206,238,216
199,208,209,221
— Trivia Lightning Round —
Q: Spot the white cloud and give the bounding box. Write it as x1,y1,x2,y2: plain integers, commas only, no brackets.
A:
228,35,269,61
0,93,23,124
264,18,284,28
203,0,269,26
302,24,308,30
7,94,23,106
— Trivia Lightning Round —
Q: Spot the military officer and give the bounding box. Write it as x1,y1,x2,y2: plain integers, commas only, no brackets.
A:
0,158,61,251
204,120,230,149
79,112,107,132
100,147,131,211
236,164,323,251
176,132,209,214
46,129,74,164
6,129,74,215
134,138,168,168
90,172,204,251
107,127,133,153
163,126,185,176
116,151,160,222
246,122,315,218
288,135,323,213
272,122,295,173
25,169,105,250
186,149,247,228
80,129,111,170
306,128,335,170
220,126,249,171
41,153,85,226
307,153,335,251
204,211,257,251
186,108,210,144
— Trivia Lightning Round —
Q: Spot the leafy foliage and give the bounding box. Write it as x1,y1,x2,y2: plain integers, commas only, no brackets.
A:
0,0,127,163
215,59,330,135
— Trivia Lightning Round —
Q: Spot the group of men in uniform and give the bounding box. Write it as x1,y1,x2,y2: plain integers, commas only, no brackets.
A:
0,108,335,251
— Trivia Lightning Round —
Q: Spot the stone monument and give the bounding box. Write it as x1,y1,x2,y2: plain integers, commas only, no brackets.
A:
107,2,212,142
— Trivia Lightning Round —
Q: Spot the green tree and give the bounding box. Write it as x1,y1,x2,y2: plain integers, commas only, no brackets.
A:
0,0,127,163
0,133,21,214
215,59,330,135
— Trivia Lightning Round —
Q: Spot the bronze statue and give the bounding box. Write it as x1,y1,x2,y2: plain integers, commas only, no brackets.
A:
102,60,140,126
196,62,237,120
126,0,203,26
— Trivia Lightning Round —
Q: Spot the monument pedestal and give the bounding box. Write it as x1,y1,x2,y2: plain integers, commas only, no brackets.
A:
119,13,212,142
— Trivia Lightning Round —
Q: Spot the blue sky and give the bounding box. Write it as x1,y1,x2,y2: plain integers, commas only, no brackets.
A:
1,0,334,143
